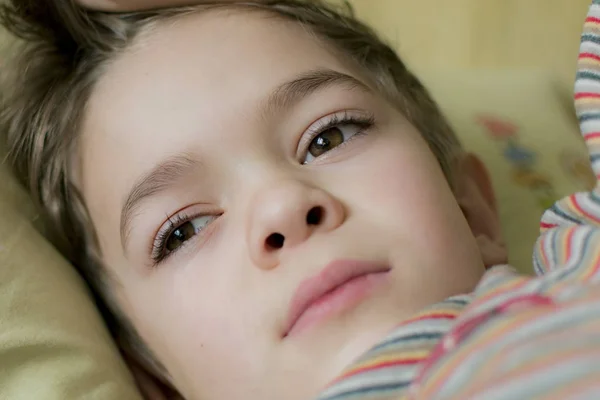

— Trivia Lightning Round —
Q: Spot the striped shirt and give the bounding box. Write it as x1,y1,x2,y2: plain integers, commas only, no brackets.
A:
317,1,600,399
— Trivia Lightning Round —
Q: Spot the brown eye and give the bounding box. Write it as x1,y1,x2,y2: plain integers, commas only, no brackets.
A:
308,127,344,158
162,215,215,255
301,116,374,164
166,221,196,252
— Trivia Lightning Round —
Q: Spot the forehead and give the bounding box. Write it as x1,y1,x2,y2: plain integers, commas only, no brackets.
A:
79,8,362,250
83,10,345,164
81,8,354,173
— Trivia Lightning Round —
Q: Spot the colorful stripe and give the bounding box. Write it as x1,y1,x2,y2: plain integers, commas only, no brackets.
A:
318,2,600,399
317,297,469,400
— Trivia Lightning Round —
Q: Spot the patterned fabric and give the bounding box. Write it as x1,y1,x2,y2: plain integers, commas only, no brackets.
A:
317,296,470,400
317,1,600,399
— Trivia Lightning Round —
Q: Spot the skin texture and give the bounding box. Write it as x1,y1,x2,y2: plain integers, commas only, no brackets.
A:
78,9,505,400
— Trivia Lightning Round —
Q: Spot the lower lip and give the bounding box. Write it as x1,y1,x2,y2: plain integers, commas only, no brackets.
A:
286,271,389,337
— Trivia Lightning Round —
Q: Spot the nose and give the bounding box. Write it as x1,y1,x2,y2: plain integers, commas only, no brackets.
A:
247,180,345,270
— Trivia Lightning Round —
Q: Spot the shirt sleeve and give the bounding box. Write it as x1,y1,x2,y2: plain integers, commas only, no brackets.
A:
409,2,600,398
533,0,600,276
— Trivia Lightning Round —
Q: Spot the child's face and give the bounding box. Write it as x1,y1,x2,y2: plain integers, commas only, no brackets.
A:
78,9,492,400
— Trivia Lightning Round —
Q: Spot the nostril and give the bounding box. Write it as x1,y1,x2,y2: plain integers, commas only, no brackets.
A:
266,233,285,250
306,206,323,225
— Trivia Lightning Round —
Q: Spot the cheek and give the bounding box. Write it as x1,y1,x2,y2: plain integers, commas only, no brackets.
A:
348,134,460,231
343,133,483,277
119,252,270,390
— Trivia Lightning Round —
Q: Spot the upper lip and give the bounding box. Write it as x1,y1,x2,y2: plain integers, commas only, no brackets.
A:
283,259,390,337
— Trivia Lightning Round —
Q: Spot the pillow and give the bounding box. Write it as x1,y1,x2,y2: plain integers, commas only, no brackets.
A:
420,69,593,274
0,158,142,399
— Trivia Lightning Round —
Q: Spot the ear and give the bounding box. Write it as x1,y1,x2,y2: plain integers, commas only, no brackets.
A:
454,153,507,268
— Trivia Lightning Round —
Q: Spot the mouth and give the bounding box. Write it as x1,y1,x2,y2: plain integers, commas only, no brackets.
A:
284,259,391,338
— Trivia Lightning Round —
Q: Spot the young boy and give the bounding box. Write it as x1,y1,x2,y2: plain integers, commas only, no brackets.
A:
1,0,599,399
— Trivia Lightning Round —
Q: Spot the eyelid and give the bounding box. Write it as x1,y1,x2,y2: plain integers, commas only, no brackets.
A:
296,109,374,159
149,204,216,262
154,204,208,236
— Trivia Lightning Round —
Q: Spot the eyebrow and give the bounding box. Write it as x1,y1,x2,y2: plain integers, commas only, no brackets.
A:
261,68,371,121
119,69,370,252
120,154,199,250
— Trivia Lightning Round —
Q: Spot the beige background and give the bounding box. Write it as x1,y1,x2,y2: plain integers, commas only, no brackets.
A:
0,1,591,86
347,0,590,86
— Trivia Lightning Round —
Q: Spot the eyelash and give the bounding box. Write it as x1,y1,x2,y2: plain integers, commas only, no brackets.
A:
151,212,196,265
301,111,376,162
150,111,376,266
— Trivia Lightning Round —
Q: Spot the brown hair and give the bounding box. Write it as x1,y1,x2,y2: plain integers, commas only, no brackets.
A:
0,0,461,375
